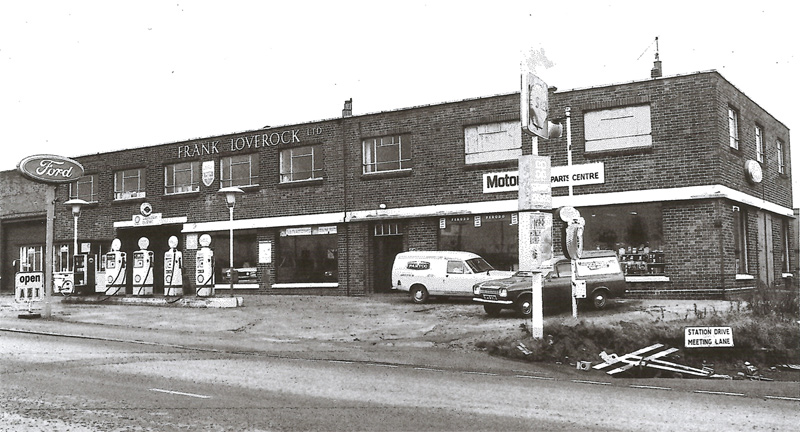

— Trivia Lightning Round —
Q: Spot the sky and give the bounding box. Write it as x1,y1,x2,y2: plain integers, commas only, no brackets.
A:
1,1,797,206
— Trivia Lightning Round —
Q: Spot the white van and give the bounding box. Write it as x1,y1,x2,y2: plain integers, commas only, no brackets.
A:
391,251,514,303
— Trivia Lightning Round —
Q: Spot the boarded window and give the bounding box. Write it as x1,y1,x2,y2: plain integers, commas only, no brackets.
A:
464,121,521,164
584,105,652,152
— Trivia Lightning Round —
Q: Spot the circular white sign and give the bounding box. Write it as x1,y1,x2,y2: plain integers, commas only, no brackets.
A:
168,236,179,249
111,238,122,251
557,206,581,222
138,237,150,250
199,234,212,248
140,202,153,217
744,160,762,184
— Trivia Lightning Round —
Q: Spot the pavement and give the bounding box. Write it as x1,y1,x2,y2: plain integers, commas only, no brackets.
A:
2,292,800,401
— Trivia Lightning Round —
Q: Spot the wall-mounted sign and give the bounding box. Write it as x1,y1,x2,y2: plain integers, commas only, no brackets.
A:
17,154,84,184
744,160,762,184
133,213,163,226
484,162,605,194
202,161,215,187
518,155,552,211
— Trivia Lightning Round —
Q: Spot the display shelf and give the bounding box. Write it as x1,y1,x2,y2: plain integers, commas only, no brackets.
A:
620,251,665,275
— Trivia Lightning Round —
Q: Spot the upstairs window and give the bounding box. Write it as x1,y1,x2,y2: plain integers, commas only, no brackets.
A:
280,145,323,182
755,125,764,163
363,134,412,174
114,168,146,200
777,139,785,174
221,154,259,188
165,161,200,194
69,174,98,202
584,105,652,152
728,107,740,150
464,121,521,164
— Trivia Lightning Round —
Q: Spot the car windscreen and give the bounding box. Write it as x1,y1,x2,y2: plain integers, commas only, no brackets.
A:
465,258,495,273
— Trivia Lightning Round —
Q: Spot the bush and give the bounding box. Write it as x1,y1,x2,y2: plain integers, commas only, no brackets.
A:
745,281,799,319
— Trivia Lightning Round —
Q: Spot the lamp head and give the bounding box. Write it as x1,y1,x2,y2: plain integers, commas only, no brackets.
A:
218,186,244,208
64,198,89,216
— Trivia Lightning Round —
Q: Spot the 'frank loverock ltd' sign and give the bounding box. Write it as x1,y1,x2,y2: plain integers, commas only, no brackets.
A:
176,126,326,158
17,154,85,184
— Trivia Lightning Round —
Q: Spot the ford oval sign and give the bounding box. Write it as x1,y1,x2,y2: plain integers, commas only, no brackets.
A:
17,154,84,184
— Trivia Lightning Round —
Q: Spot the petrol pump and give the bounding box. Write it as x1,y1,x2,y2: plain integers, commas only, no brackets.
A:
104,238,127,296
132,237,154,296
164,235,183,297
72,253,96,296
195,234,214,297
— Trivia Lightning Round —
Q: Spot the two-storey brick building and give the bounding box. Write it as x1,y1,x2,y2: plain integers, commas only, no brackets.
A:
1,70,794,298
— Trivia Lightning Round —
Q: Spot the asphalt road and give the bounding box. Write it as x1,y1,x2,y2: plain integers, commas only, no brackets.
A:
3,326,800,431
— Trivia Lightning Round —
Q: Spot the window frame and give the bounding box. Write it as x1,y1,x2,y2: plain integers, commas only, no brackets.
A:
114,168,146,200
728,107,740,150
754,125,764,163
221,153,259,188
362,134,413,174
464,121,522,164
583,105,653,153
733,206,749,274
777,139,785,174
280,145,324,183
164,161,201,195
69,174,98,203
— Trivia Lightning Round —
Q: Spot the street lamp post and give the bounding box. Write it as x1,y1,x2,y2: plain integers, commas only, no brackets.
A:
218,187,244,297
64,199,89,259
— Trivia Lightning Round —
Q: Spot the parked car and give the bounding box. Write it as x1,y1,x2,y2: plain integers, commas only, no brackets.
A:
473,250,627,317
392,251,514,303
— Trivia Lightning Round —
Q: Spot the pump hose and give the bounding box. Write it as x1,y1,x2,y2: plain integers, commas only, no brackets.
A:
99,263,126,302
195,262,215,297
136,263,153,296
165,254,184,304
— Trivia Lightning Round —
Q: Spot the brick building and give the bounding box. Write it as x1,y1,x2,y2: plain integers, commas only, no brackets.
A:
0,70,794,298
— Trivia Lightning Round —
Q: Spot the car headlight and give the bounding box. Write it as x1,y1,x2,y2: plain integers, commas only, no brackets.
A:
499,288,508,298
473,285,481,295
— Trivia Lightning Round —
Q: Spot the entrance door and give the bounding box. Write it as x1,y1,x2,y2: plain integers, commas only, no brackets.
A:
373,223,404,293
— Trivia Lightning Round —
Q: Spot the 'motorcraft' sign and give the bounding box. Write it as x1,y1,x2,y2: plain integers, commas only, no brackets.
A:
17,154,84,184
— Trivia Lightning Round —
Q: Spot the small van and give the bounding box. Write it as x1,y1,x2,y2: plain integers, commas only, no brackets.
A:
392,251,514,303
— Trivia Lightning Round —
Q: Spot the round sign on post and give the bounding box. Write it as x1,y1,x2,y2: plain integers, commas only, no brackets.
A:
17,154,84,184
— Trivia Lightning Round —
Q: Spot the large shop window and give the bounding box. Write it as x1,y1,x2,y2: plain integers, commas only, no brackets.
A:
280,145,323,182
211,231,258,285
165,161,200,194
578,204,665,276
114,168,146,200
362,134,413,174
70,174,98,202
584,105,652,152
439,214,518,271
733,206,749,274
464,121,521,164
221,154,259,188
276,226,338,284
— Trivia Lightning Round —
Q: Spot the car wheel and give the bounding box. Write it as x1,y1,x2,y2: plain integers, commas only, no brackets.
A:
592,290,608,310
483,304,503,316
410,285,429,304
516,295,532,318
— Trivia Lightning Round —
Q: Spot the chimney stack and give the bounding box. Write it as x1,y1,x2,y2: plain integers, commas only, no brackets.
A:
342,99,352,117
651,53,662,78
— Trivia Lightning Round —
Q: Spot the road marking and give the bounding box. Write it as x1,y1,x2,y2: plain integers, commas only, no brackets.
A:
693,390,745,397
462,371,498,376
366,363,399,368
328,360,354,364
413,367,445,372
151,388,211,399
629,385,673,391
515,375,555,381
764,395,800,402
571,379,611,386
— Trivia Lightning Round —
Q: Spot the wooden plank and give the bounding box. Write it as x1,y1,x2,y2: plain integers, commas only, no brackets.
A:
606,347,679,375
593,344,664,370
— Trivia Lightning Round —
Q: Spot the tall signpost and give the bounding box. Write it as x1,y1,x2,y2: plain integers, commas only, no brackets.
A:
17,155,85,319
520,70,560,339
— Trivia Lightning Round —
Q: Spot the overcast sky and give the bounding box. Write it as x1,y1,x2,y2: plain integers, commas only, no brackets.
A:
1,1,796,206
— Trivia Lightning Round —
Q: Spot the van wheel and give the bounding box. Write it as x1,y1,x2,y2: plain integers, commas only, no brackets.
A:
592,290,609,310
516,295,532,318
411,286,429,304
483,304,503,316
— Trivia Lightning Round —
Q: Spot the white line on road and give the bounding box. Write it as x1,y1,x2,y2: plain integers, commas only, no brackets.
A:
693,390,745,397
629,385,673,391
764,395,800,402
571,379,611,386
150,388,212,399
515,375,555,381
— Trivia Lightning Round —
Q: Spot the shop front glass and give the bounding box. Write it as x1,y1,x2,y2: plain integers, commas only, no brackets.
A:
438,213,518,271
211,231,259,284
578,203,665,276
276,226,338,283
